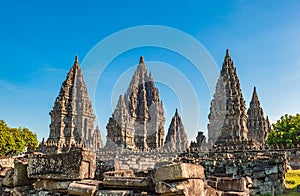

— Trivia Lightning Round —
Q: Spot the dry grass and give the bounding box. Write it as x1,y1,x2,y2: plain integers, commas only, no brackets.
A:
285,169,300,189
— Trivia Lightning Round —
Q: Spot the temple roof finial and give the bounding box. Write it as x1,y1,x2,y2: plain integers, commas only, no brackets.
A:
75,56,79,64
175,108,178,116
252,86,258,101
139,56,144,64
226,49,230,58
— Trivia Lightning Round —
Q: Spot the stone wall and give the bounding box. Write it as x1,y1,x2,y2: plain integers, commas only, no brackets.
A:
176,149,289,195
97,148,181,171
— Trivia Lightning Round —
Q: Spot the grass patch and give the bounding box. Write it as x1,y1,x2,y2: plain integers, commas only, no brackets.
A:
286,169,300,189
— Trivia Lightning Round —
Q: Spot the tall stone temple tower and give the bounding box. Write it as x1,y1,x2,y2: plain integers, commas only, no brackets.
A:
39,56,103,153
247,87,270,145
106,56,165,150
164,109,188,152
208,49,248,146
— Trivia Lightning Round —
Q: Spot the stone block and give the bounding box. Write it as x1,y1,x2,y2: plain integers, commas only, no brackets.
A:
2,160,34,187
252,178,263,188
207,180,217,189
154,163,205,182
216,177,247,192
13,160,35,186
34,179,72,191
2,169,14,187
95,190,134,196
0,157,14,168
0,185,33,195
94,159,118,181
68,181,97,196
265,165,278,175
103,176,150,191
27,150,96,180
0,167,12,177
252,171,266,179
204,185,223,196
223,191,249,196
155,179,205,195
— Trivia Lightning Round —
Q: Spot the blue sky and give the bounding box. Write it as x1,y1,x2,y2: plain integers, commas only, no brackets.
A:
0,1,300,142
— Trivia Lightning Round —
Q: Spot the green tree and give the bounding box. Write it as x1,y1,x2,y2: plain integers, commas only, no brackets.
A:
0,120,39,156
267,114,300,146
21,127,39,151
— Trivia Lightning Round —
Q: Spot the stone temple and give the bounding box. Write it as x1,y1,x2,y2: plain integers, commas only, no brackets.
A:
207,49,270,147
164,109,189,152
208,49,248,146
247,87,270,145
38,56,103,153
106,56,166,150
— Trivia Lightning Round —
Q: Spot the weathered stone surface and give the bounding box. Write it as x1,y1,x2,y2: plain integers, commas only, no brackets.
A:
94,159,120,180
247,87,269,145
27,150,96,180
265,165,278,175
38,56,103,154
68,181,97,196
2,160,34,187
154,163,205,182
104,170,135,177
204,185,223,196
13,160,35,186
177,149,288,195
190,131,207,149
164,109,188,152
106,56,165,150
208,49,248,146
216,177,247,192
102,170,150,191
2,169,14,187
34,179,72,191
95,190,134,196
0,185,33,196
155,179,204,195
0,167,12,177
252,171,266,179
103,176,149,190
0,157,14,168
223,191,249,196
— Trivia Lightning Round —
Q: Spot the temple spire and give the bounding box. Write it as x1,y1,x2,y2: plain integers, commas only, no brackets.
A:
74,55,79,65
139,56,144,64
225,49,230,58
40,56,99,153
164,109,188,151
247,87,268,145
252,86,258,102
107,56,165,150
208,49,248,146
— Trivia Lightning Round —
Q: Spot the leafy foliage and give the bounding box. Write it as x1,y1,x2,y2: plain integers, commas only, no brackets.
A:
0,120,38,156
267,114,300,146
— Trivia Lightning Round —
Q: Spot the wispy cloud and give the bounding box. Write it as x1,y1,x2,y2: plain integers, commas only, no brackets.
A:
42,64,68,74
0,79,18,91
